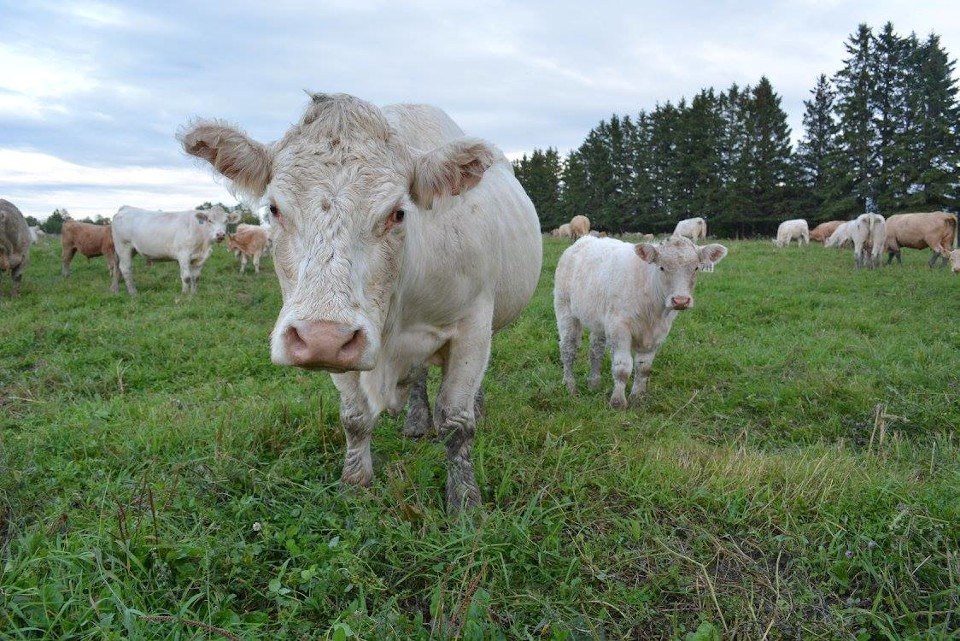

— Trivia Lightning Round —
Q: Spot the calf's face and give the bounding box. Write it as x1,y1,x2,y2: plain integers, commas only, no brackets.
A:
635,236,727,310
180,93,496,372
196,206,239,243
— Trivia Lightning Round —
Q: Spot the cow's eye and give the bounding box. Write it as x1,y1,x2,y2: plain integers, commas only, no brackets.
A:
659,266,665,272
269,204,280,220
392,209,405,224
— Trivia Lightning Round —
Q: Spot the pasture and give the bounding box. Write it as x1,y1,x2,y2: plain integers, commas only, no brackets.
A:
1,237,958,639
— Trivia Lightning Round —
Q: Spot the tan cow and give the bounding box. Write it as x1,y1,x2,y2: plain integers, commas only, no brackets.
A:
551,223,573,238
569,215,590,239
0,199,30,297
61,220,118,283
884,211,957,267
809,220,845,243
226,223,270,273
949,249,960,273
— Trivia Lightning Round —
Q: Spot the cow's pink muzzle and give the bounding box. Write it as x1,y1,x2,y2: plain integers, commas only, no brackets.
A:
281,320,367,371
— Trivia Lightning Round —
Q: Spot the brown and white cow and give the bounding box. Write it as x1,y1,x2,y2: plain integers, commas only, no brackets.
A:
569,214,591,239
111,205,239,295
884,211,957,267
809,220,845,243
0,199,30,297
61,220,118,285
226,223,271,274
180,93,543,511
555,235,727,409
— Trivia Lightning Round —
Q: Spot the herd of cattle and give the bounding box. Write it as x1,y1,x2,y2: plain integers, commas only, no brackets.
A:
2,92,959,512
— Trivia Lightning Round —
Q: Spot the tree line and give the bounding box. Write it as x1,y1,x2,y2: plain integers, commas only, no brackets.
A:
514,22,960,237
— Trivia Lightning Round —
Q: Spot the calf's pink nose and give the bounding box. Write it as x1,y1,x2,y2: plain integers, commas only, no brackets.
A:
283,321,366,371
671,296,691,309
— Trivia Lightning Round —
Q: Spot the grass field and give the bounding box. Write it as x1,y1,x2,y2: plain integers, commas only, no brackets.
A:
1,236,958,640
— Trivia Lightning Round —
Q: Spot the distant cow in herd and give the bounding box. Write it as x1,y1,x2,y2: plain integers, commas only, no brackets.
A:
111,205,240,295
555,235,726,409
552,215,591,239
950,249,960,273
227,223,271,274
851,213,886,269
673,217,707,242
884,212,957,268
809,220,845,243
0,199,30,297
61,220,118,285
774,219,809,247
181,92,543,512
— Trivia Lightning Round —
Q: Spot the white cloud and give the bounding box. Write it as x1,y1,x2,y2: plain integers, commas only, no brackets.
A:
0,149,237,219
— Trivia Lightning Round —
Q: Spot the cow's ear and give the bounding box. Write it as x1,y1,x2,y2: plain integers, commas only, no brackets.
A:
179,120,272,198
227,212,241,223
635,243,659,263
412,137,498,210
195,212,209,224
698,243,727,265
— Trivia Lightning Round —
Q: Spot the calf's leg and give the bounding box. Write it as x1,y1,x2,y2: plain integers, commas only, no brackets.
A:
629,349,657,404
557,313,582,396
61,246,76,278
607,327,633,410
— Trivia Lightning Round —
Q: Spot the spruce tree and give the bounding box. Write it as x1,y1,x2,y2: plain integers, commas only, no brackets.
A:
797,74,841,219
833,24,877,216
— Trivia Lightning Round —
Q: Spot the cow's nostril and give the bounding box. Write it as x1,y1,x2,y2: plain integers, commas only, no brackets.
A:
284,325,307,351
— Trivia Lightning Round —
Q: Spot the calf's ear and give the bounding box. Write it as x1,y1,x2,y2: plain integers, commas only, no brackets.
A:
635,243,659,263
698,243,728,265
179,120,272,198
195,212,210,224
227,212,241,224
412,137,498,210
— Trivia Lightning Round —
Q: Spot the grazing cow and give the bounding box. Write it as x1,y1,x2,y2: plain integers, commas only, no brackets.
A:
809,220,845,243
851,213,886,269
0,199,30,297
111,205,240,295
774,219,809,247
884,212,957,267
552,223,573,238
555,235,727,409
180,93,543,512
569,214,591,239
226,223,271,274
673,217,707,242
61,220,118,284
27,226,40,244
825,221,853,248
949,249,960,273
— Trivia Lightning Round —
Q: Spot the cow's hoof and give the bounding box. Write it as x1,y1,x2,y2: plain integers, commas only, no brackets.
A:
609,395,627,410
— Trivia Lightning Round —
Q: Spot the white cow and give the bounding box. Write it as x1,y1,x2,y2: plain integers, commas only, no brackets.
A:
180,93,543,512
111,205,239,295
949,249,960,273
554,235,727,409
824,221,854,248
673,217,707,242
851,213,886,269
774,219,809,247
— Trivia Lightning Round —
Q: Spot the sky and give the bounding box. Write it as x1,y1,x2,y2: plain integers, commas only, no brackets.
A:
1,1,958,221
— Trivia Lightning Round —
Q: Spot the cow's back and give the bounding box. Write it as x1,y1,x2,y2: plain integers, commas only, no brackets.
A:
113,207,200,259
556,237,643,328
0,199,31,268
386,105,542,333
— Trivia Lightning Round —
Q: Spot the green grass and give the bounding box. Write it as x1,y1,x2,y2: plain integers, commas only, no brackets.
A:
1,237,958,640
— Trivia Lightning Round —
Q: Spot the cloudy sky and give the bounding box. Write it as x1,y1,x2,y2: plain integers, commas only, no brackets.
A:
1,1,958,220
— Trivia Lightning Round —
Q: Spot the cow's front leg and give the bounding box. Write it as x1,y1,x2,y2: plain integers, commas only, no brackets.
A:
177,258,193,294
629,349,657,405
436,318,492,513
333,373,377,488
402,365,432,438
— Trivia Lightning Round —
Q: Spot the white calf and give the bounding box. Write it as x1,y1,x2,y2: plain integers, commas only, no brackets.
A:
774,219,809,247
554,235,727,409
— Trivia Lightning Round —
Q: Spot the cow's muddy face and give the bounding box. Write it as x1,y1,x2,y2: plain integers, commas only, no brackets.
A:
180,92,496,372
635,236,728,310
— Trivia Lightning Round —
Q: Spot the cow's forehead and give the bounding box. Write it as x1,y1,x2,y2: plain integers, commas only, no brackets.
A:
658,237,699,264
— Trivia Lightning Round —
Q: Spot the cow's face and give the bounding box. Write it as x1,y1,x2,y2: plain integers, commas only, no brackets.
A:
180,93,496,372
195,205,239,243
635,236,727,310
950,250,960,273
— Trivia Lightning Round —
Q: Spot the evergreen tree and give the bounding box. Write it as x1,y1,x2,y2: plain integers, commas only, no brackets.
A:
871,22,911,210
833,24,877,216
513,148,563,230
797,74,841,218
745,77,797,232
41,209,68,234
560,150,590,225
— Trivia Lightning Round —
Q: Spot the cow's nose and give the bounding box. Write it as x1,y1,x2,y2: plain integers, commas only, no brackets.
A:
216,233,225,241
282,321,366,371
671,296,691,310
